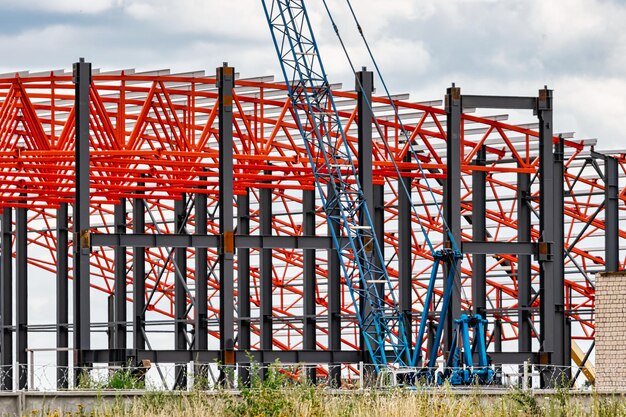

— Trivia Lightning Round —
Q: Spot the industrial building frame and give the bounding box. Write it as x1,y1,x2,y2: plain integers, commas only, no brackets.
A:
0,59,623,390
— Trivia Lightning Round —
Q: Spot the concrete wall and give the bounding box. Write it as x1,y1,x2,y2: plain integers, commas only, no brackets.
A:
595,272,626,392
0,391,143,416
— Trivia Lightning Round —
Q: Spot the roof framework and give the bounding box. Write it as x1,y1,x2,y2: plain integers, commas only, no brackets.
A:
0,68,624,387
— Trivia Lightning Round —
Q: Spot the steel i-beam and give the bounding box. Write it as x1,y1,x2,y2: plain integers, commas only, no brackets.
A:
56,203,69,389
472,147,487,317
133,180,146,352
605,156,620,272
554,137,569,380
114,199,127,359
16,199,27,389
195,175,208,352
302,188,316,383
194,173,208,386
398,153,413,355
327,183,341,387
73,58,92,369
517,168,532,357
356,68,378,364
174,194,188,389
217,64,235,382
444,84,463,353
537,87,566,386
0,208,12,390
0,207,13,391
260,170,273,378
237,189,251,384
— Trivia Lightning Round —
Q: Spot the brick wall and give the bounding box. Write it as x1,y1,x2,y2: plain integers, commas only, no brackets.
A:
595,272,626,392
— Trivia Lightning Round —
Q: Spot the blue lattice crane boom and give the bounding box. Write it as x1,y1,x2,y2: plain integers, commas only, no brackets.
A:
262,1,492,383
261,0,411,369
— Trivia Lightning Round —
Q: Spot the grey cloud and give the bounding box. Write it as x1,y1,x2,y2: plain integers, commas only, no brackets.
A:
0,0,623,147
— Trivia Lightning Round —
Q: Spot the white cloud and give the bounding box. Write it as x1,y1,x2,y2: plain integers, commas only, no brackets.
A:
122,0,268,39
556,75,626,147
0,25,78,72
530,0,611,47
0,0,623,151
308,0,435,37
0,0,122,14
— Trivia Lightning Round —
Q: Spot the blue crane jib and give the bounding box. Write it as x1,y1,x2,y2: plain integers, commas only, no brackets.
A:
262,0,492,384
262,0,411,369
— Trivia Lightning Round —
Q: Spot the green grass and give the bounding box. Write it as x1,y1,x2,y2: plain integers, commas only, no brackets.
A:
32,365,626,416
38,387,626,417
75,366,147,390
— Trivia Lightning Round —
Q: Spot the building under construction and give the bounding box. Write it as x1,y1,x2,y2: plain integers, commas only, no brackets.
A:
0,56,623,389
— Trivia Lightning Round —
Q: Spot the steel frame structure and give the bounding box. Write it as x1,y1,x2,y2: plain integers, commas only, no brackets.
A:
0,61,624,389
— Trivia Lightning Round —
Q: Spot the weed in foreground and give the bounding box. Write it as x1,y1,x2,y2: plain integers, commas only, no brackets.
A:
29,362,626,417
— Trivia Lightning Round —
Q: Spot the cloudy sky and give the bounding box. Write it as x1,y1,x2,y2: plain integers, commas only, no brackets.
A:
0,0,624,148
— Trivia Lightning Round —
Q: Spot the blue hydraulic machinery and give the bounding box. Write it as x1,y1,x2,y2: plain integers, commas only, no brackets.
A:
439,314,494,385
262,0,493,384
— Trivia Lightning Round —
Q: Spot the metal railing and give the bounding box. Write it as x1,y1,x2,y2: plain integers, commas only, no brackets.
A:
0,357,595,392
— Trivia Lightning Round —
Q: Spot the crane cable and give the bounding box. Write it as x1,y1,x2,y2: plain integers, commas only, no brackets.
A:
341,0,467,344
320,0,461,257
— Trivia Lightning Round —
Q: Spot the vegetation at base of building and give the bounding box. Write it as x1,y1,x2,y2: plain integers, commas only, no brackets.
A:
27,377,626,417
25,364,626,417
74,364,147,390
29,387,626,417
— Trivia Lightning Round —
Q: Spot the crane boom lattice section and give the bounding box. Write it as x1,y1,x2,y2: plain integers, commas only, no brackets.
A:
262,0,411,368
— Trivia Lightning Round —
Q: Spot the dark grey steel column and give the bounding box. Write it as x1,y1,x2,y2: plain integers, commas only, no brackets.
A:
494,319,502,353
517,170,532,356
605,156,620,272
0,208,12,390
554,137,568,378
194,175,208,387
133,182,146,351
327,183,341,387
174,194,187,389
372,184,385,346
565,316,572,381
356,68,376,363
73,58,92,368
114,199,127,357
260,173,273,359
107,295,115,354
237,189,251,384
16,201,27,389
537,87,564,386
195,178,208,352
56,203,69,388
472,147,486,315
302,189,317,383
426,320,436,360
444,84,462,353
217,64,235,376
398,153,413,354
537,87,553,384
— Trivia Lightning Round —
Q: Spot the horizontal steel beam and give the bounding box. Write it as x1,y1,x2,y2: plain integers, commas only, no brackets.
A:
236,235,337,249
91,234,342,249
462,241,536,255
92,234,219,248
82,348,537,366
83,349,361,364
486,352,538,364
462,95,537,110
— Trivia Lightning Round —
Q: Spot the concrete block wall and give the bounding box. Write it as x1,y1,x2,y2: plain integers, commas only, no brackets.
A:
595,272,626,392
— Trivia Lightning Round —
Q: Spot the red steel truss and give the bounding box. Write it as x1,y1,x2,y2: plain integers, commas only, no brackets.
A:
0,70,624,355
